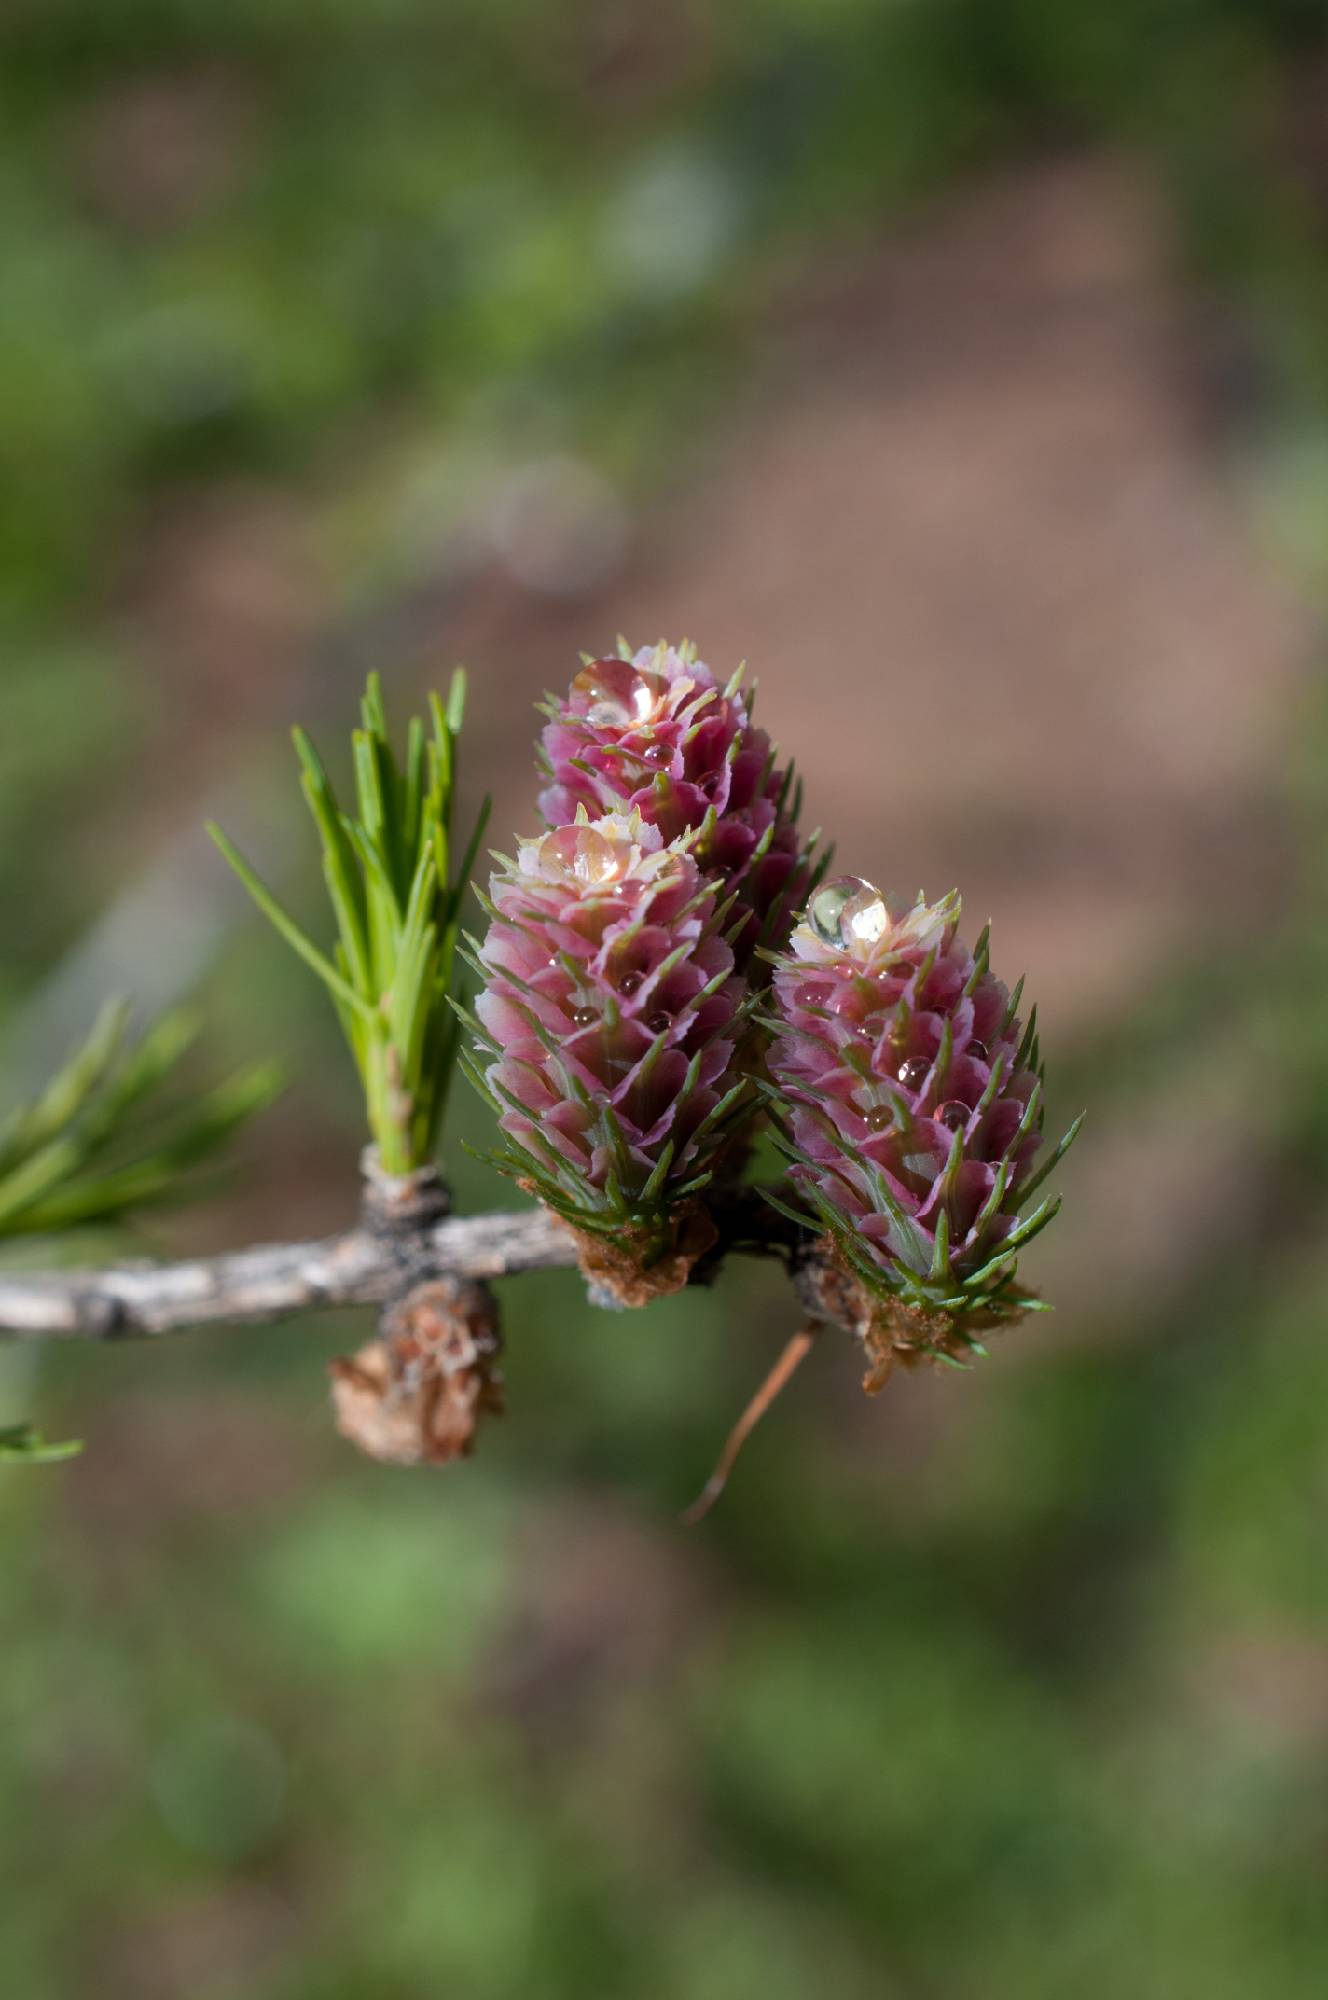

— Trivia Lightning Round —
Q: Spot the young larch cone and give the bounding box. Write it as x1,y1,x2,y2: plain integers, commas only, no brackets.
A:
537,641,814,969
766,876,1082,1383
465,809,750,1295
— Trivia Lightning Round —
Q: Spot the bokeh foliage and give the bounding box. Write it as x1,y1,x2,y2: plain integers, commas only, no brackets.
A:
0,999,279,1239
5,2,1328,1997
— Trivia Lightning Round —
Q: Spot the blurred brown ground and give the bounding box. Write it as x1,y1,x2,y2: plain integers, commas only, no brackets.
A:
443,158,1308,1026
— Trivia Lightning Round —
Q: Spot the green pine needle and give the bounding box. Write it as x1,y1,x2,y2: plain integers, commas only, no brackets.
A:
212,671,487,1174
0,1004,280,1242
0,1423,83,1466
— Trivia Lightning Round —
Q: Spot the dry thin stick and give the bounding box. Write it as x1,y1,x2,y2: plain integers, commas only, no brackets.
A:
0,1188,820,1344
0,1206,578,1341
681,1326,817,1526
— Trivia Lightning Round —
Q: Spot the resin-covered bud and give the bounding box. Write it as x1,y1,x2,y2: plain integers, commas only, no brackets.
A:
767,876,1082,1382
537,641,814,970
464,810,751,1297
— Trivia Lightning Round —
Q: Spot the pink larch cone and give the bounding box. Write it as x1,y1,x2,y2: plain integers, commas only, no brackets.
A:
766,875,1082,1379
465,811,751,1290
537,641,816,971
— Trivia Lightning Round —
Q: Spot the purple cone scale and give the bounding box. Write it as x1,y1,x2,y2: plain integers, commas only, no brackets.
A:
767,875,1080,1347
470,811,750,1246
538,642,811,968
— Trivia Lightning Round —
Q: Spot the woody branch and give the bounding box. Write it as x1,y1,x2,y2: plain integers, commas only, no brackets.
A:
0,1180,826,1344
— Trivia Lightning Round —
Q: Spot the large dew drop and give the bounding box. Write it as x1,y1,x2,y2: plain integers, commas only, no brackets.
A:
570,658,667,730
841,884,891,947
808,875,891,950
538,824,624,886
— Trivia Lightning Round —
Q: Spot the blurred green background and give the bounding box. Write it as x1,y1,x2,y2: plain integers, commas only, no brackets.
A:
6,1,1328,1993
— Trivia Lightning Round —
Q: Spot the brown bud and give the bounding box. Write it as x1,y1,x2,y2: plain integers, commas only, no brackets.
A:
358,1146,450,1233
329,1276,503,1466
793,1236,1025,1392
570,1200,718,1309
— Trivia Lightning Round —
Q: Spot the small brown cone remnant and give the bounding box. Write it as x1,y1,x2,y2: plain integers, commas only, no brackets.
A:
330,1276,503,1466
571,1202,719,1309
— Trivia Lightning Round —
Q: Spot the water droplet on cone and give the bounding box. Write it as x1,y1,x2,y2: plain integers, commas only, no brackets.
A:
807,875,891,950
897,1056,930,1091
841,886,890,947
967,1038,989,1063
571,1006,597,1027
570,658,667,730
936,1100,969,1132
538,825,624,886
865,1105,894,1132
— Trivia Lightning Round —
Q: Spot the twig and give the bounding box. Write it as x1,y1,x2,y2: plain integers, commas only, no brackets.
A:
0,1186,819,1344
680,1327,818,1525
0,1207,578,1341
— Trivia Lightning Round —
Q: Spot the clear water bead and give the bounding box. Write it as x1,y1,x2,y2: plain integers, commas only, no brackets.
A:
841,885,891,947
897,1056,930,1091
865,1105,894,1132
570,658,667,730
538,824,624,886
618,970,643,996
571,1006,597,1027
642,743,672,766
936,1100,969,1132
808,875,889,949
807,878,858,945
646,1011,671,1035
967,1038,989,1064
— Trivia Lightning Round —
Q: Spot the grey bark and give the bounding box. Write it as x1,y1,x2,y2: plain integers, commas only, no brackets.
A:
0,1206,579,1341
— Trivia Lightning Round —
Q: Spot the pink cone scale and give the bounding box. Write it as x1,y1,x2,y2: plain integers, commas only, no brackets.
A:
464,810,751,1252
537,641,815,970
766,875,1083,1350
